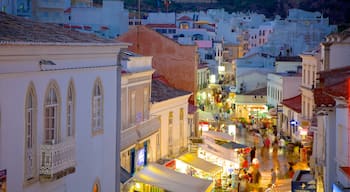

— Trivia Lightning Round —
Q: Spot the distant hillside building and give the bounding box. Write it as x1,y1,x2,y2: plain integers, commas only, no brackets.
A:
0,0,129,39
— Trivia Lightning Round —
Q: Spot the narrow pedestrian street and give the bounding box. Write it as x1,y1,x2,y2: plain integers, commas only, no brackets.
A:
233,126,309,191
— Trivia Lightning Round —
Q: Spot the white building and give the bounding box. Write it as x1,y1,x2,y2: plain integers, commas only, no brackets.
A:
312,28,350,192
280,95,302,141
267,72,302,108
245,9,336,57
274,56,302,73
119,51,161,187
150,79,192,159
0,13,128,192
67,0,129,38
1,0,129,39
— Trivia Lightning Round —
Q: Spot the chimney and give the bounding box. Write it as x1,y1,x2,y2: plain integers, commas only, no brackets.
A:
321,42,331,71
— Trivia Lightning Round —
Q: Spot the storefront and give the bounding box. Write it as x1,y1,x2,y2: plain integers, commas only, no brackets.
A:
129,163,214,192
198,140,249,174
175,153,222,181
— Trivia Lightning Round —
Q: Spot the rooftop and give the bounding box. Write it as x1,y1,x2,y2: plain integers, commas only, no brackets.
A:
313,88,335,108
151,79,191,103
314,65,350,107
272,71,302,77
275,56,302,62
244,87,267,96
0,12,119,44
281,94,302,113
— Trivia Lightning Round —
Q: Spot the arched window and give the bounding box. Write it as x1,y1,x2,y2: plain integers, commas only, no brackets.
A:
25,82,37,181
67,80,75,137
92,78,103,134
44,81,60,145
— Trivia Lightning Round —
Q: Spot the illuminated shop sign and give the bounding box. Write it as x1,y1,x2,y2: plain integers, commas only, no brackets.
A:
137,148,145,166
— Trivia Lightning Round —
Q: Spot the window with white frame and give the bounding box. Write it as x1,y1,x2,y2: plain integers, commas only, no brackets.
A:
143,87,149,121
168,112,173,155
180,108,184,147
156,132,161,160
44,81,60,145
25,83,37,182
130,91,136,124
67,81,75,137
92,78,103,134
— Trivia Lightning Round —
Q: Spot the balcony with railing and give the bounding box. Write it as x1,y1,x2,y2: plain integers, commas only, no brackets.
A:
39,138,76,181
36,0,66,9
121,117,161,151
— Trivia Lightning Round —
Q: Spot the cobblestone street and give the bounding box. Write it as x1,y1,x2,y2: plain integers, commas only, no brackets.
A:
233,126,309,192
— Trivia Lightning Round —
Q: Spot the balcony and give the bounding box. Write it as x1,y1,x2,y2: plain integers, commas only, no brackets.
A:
121,117,161,150
36,0,66,9
39,138,76,182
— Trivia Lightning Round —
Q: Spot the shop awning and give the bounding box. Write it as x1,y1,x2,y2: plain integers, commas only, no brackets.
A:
220,141,248,150
120,167,132,184
133,163,214,192
177,153,222,175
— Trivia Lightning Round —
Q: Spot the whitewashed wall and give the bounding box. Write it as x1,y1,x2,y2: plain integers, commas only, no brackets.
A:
150,95,190,159
0,43,124,192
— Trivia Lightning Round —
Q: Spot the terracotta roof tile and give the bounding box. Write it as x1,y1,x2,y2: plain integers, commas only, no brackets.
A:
0,12,117,44
313,88,335,107
313,66,350,107
281,94,301,113
324,80,348,98
151,79,191,103
340,167,350,179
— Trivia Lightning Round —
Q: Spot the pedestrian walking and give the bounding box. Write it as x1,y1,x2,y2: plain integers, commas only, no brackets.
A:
250,146,256,162
270,168,277,186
